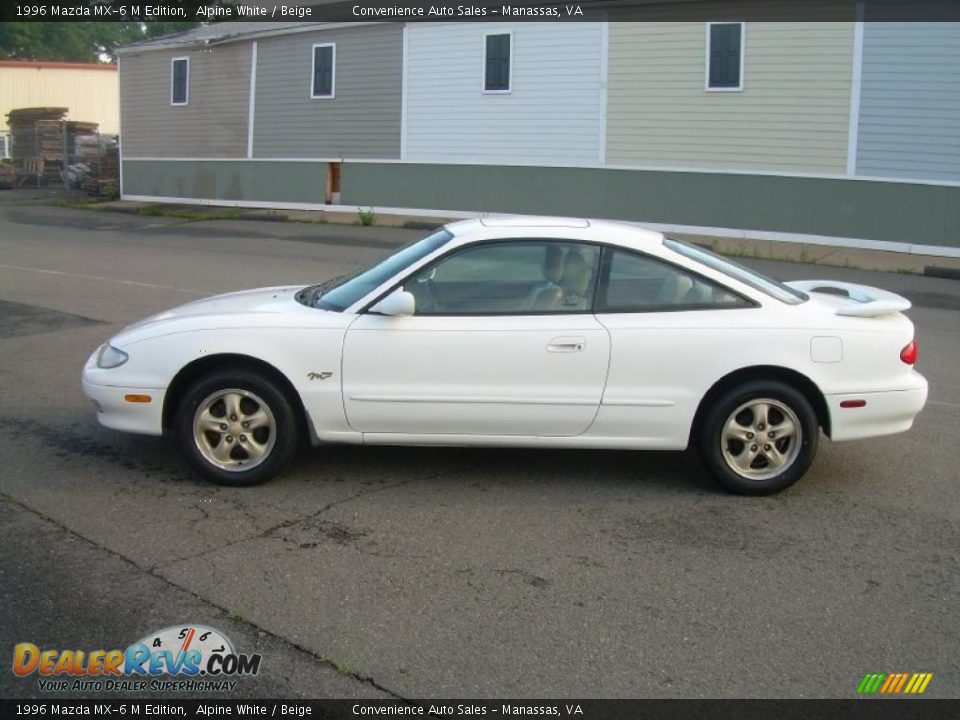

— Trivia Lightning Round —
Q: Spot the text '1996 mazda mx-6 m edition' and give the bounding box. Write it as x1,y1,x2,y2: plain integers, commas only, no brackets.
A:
82,217,927,495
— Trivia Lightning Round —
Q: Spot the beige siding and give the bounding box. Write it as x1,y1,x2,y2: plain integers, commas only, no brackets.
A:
119,44,251,158
0,65,119,134
607,13,855,173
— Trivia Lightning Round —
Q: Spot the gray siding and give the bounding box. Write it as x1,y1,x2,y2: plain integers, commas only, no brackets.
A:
120,44,251,158
253,24,402,159
856,14,960,181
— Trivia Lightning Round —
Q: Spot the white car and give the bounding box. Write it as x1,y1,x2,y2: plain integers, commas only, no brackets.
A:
82,217,928,494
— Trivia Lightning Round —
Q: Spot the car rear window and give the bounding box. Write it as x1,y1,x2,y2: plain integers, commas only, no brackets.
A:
664,238,807,305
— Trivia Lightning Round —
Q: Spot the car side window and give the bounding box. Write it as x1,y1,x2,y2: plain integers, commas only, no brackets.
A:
405,241,600,315
598,249,751,312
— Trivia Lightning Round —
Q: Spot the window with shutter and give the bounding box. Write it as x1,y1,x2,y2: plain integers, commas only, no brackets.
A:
311,44,336,98
707,22,744,91
171,58,189,105
484,33,511,92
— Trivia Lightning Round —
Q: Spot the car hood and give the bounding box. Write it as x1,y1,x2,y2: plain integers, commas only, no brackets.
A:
127,285,302,327
111,285,337,344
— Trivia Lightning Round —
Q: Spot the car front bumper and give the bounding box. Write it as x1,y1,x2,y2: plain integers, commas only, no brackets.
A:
827,371,929,442
82,355,166,436
82,379,166,436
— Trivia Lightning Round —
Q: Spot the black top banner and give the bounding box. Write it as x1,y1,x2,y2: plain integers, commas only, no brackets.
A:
3,0,960,24
0,699,959,719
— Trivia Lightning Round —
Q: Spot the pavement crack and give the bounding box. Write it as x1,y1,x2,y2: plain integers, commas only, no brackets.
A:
0,492,407,701
149,475,423,571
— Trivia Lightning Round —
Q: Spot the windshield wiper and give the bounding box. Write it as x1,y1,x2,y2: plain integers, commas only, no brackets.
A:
301,275,349,308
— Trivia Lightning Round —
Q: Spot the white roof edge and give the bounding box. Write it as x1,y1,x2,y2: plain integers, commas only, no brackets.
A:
443,216,667,245
116,22,378,55
478,215,591,229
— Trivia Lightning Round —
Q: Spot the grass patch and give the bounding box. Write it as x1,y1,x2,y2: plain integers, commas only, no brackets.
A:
288,215,329,224
135,205,242,221
402,220,443,231
58,199,104,209
334,661,355,677
249,211,291,222
357,208,376,226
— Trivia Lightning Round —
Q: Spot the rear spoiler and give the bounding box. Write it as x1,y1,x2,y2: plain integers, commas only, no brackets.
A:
786,280,912,318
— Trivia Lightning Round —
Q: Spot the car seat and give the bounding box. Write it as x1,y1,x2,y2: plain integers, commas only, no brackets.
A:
523,245,564,311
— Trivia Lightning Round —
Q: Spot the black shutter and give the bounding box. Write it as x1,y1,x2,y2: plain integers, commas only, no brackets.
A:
172,59,188,104
485,34,510,91
313,46,333,96
709,24,741,88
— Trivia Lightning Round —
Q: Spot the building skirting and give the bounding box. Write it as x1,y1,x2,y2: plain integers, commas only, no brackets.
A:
121,159,960,258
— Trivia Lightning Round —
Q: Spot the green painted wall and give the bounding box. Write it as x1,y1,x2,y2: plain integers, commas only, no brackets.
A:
123,160,328,204
342,163,960,250
122,159,960,250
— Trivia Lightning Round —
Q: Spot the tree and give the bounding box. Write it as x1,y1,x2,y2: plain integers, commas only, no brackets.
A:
0,20,202,63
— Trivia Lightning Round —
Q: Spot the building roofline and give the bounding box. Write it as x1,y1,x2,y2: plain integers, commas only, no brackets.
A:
0,60,117,71
116,22,377,55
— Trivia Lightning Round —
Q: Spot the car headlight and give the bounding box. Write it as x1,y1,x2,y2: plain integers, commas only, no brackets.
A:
96,343,129,369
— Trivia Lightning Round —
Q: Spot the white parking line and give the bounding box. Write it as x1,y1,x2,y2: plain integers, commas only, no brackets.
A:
0,263,205,296
928,400,960,409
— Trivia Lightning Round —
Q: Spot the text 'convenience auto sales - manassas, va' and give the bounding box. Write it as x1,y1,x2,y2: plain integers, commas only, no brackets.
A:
11,625,261,692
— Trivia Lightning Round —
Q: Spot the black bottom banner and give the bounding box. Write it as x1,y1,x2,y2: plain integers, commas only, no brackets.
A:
1,699,958,720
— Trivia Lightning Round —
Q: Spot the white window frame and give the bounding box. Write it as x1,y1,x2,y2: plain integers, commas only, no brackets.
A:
170,56,189,106
482,31,513,95
705,22,745,92
310,42,336,99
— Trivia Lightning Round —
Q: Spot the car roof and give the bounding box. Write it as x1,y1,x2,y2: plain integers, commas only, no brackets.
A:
445,216,666,248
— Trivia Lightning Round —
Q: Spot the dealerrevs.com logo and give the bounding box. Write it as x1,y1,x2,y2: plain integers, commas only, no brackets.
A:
12,625,262,692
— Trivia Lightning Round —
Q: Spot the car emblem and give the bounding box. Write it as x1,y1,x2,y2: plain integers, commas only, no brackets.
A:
307,372,333,381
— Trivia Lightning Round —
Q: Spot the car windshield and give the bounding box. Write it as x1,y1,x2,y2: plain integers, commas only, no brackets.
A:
299,229,453,312
664,237,807,305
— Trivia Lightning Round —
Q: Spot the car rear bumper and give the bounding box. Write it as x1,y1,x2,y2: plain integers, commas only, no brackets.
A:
827,371,928,442
82,379,166,436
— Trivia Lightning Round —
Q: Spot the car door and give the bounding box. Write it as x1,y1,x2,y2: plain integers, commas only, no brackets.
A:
591,247,760,446
342,240,611,437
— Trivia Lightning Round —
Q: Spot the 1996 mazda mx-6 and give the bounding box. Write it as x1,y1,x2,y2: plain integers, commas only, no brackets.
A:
82,217,927,494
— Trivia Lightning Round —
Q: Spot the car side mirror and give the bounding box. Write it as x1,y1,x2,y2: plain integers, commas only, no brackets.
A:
371,289,415,316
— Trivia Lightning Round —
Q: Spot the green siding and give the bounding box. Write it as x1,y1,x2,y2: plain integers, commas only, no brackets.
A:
121,159,960,250
123,160,327,204
342,163,960,249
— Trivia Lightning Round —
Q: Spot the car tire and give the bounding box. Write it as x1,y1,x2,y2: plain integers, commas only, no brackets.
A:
697,380,819,495
176,369,299,486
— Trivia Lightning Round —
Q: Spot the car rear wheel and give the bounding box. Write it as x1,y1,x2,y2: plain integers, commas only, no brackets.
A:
176,370,299,486
698,380,819,495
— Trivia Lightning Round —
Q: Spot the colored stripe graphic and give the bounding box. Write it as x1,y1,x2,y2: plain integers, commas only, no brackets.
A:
905,673,933,694
857,672,932,695
904,674,921,694
858,674,885,694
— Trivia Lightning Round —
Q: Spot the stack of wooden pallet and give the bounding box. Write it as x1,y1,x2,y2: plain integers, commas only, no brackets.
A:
7,107,68,185
6,108,110,188
82,146,119,198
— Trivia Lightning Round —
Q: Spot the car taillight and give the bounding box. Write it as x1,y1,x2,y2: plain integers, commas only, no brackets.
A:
900,339,918,365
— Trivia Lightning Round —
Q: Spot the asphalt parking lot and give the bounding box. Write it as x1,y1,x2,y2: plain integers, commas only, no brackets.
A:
1,192,958,699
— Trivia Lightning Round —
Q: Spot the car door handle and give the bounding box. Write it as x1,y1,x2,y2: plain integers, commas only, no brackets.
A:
547,337,585,353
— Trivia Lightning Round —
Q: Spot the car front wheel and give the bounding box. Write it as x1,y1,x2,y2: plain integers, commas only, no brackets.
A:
698,380,819,495
176,370,299,486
